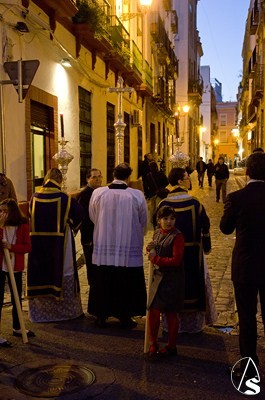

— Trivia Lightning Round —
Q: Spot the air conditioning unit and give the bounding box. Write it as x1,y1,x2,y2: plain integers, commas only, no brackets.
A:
131,110,142,126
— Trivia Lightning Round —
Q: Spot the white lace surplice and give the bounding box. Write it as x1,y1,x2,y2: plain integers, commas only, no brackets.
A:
89,184,148,267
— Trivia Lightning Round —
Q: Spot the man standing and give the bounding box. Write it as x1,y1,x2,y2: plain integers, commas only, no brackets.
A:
220,152,265,378
214,156,229,202
88,163,148,328
76,168,102,284
27,168,84,322
195,157,207,188
206,159,215,187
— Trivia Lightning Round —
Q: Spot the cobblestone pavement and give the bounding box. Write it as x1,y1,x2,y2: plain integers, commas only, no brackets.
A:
3,172,264,343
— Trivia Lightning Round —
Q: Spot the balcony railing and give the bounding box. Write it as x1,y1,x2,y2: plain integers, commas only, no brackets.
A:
252,64,264,103
151,13,173,64
250,7,259,35
144,60,153,91
247,102,256,123
132,41,143,77
109,15,130,63
188,76,203,98
153,77,165,103
32,0,78,24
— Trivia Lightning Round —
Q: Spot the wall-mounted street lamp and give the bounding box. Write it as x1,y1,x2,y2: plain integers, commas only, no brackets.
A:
182,105,190,113
119,0,153,20
61,58,72,68
213,139,219,146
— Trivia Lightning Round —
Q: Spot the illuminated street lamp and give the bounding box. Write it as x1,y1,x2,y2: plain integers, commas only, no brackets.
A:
182,105,190,113
140,0,152,5
119,0,152,20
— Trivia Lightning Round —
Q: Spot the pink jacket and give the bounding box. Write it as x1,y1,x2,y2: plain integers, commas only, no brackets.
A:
0,223,31,272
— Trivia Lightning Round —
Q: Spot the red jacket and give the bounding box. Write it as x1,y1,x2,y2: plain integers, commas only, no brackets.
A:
0,223,31,272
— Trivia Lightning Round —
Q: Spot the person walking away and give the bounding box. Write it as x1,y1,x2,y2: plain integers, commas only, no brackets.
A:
220,152,265,379
145,161,168,227
27,168,84,322
88,163,148,328
138,153,153,199
0,199,33,347
154,167,216,333
214,156,229,203
76,168,102,285
146,206,184,358
195,157,207,188
0,173,17,202
206,159,215,187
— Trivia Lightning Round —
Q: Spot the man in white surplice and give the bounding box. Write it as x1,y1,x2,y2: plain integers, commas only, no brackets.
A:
88,163,148,328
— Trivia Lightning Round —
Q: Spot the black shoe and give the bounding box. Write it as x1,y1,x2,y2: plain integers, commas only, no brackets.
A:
13,330,35,338
0,340,12,348
216,199,219,203
159,345,178,357
120,318,137,329
94,318,107,328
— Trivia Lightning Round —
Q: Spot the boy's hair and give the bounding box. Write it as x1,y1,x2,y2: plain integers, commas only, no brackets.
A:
246,152,265,180
168,168,185,186
157,206,177,221
0,198,28,226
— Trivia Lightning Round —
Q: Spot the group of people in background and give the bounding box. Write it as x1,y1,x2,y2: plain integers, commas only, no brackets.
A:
195,156,229,203
0,149,264,380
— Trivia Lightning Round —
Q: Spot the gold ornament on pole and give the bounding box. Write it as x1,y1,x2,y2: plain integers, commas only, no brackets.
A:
53,114,74,192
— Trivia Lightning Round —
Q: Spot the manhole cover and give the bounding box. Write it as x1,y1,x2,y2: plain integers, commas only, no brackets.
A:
15,364,95,397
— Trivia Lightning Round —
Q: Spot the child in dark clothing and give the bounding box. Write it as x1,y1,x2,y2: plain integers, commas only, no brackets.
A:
146,206,185,358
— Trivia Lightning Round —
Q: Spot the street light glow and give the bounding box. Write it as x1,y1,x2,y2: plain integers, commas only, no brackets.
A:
140,0,152,5
182,105,190,113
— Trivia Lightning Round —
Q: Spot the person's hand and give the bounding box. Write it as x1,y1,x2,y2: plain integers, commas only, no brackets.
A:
0,211,8,227
146,241,155,252
1,239,11,250
148,249,156,260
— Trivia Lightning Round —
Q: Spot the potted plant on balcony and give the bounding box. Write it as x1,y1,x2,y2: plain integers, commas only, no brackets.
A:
72,0,106,37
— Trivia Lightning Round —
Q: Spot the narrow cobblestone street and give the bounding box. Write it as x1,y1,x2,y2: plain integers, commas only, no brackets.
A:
4,171,263,337
1,171,265,400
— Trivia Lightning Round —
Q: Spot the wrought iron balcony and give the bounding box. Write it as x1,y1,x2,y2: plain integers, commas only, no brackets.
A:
250,6,259,35
32,0,78,32
137,61,153,97
132,41,143,78
251,64,264,105
188,76,203,103
247,102,256,123
151,13,173,65
32,0,78,21
109,15,130,61
153,77,165,104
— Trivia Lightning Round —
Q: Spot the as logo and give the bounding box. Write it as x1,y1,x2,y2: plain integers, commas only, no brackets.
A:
231,357,260,395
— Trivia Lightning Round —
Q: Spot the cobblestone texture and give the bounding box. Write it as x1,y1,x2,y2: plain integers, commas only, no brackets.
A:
3,172,264,343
